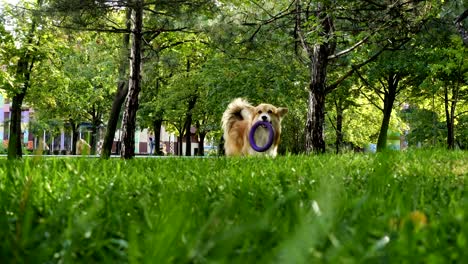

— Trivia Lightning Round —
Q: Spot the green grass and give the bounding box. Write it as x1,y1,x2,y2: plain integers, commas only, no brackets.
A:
0,150,467,263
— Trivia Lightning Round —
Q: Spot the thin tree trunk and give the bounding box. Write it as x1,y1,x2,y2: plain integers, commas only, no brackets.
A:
178,135,183,156
183,60,196,156
184,120,191,156
175,124,184,156
153,118,163,155
450,85,458,148
90,125,97,155
335,100,344,154
198,132,206,156
70,120,78,155
444,86,457,149
218,135,225,156
196,120,206,156
184,96,197,156
101,8,131,159
376,98,393,152
90,110,101,155
121,0,143,159
376,74,399,152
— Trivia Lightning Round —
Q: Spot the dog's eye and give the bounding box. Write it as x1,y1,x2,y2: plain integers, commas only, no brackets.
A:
258,110,262,114
267,110,273,114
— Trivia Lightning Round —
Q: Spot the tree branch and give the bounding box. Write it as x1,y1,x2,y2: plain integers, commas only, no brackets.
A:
361,91,383,112
53,23,131,34
355,68,385,103
144,40,196,55
241,1,295,43
327,34,371,60
295,0,312,58
326,43,389,93
326,113,337,132
142,27,190,37
143,7,175,18
455,110,468,118
378,78,388,95
328,16,397,60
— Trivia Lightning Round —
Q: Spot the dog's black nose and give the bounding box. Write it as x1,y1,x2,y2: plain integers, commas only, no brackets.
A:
261,116,268,121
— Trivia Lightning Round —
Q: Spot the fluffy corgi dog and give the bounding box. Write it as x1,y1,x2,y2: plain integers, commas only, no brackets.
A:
221,98,288,156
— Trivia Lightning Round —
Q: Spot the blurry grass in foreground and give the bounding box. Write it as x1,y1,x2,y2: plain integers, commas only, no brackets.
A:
0,149,467,263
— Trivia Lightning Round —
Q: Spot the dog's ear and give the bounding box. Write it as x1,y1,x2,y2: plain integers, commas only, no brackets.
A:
277,107,288,118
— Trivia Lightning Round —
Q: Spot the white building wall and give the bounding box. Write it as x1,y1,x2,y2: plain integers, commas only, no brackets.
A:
160,126,171,142
181,142,199,156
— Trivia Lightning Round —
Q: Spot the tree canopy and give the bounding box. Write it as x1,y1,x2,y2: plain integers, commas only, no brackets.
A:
0,0,467,158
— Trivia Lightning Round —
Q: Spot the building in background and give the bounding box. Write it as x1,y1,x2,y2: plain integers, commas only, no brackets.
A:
0,94,210,155
0,95,34,150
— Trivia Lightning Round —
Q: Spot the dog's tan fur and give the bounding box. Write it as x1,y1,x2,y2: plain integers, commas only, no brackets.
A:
222,98,288,156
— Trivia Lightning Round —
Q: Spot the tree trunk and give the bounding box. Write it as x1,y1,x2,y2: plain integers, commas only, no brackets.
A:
302,4,335,154
198,132,206,156
335,100,344,154
174,125,184,156
90,125,97,155
218,135,225,156
101,8,131,159
8,94,26,159
8,67,32,159
184,96,197,156
305,41,331,154
184,120,191,156
376,74,399,152
444,86,457,149
178,135,183,156
121,0,143,159
152,118,163,155
305,88,326,154
196,121,206,156
70,121,78,155
376,98,393,152
90,110,101,155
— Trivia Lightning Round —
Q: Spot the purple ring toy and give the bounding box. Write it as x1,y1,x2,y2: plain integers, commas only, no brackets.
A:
249,121,274,152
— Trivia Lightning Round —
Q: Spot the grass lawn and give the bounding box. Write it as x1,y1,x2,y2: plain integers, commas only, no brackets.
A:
0,150,467,263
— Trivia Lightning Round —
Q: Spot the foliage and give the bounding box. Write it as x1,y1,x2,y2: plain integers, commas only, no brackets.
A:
456,115,468,149
29,31,118,128
414,12,468,149
0,150,467,262
0,0,48,96
329,99,380,149
279,103,307,154
1,0,466,154
400,107,447,148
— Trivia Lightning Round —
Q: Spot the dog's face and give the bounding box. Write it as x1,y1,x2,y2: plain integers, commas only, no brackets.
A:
251,103,288,127
248,103,288,155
